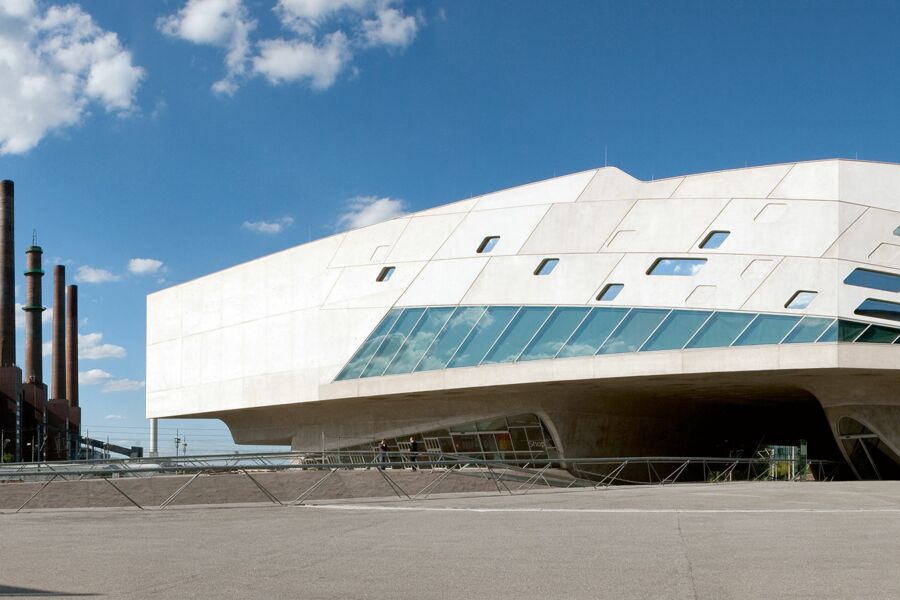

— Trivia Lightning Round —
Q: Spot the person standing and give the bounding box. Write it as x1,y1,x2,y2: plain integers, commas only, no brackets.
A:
408,436,419,471
378,439,387,469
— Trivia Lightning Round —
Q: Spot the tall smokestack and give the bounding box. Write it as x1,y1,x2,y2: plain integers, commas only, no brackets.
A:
66,285,78,407
51,265,66,401
23,242,45,384
0,180,15,367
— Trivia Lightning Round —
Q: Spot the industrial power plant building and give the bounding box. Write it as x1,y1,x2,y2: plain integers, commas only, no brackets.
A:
146,160,900,479
0,180,83,462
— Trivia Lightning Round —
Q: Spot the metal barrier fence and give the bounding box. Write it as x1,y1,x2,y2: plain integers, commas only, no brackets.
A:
0,451,845,513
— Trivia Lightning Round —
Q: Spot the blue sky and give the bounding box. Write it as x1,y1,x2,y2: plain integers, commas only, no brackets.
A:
1,0,899,455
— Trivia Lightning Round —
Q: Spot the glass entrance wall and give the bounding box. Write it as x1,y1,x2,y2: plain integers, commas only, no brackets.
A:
336,413,558,463
336,305,900,381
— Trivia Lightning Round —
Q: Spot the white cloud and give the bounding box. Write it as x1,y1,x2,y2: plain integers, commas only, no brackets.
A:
157,0,256,95
75,265,119,283
101,378,144,393
253,32,349,89
104,414,127,421
361,7,418,48
81,368,112,385
336,195,407,230
160,0,420,94
0,0,144,154
80,332,126,359
128,258,164,275
276,0,371,31
81,368,143,393
43,332,126,359
242,216,294,234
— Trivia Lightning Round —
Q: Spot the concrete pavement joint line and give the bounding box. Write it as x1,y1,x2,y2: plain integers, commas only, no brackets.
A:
301,504,900,514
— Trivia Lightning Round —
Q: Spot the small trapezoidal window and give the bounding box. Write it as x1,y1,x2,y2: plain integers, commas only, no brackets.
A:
477,236,500,254
534,258,559,276
699,230,730,249
596,283,624,301
785,290,817,309
376,266,396,282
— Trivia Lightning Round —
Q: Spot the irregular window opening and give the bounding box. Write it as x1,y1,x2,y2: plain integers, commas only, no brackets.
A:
699,231,730,249
596,283,624,302
854,298,900,322
534,258,559,276
647,258,707,276
895,225,900,236
376,266,395,282
785,290,817,309
477,236,500,254
843,268,900,293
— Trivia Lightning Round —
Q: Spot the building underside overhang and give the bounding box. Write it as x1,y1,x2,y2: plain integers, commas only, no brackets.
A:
183,365,900,480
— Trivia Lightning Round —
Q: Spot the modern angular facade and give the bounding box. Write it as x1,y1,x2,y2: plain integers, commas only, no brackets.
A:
146,160,900,478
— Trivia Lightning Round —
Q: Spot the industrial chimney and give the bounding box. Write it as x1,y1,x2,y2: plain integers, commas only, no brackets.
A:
23,242,45,384
0,180,15,367
51,265,66,401
66,285,78,408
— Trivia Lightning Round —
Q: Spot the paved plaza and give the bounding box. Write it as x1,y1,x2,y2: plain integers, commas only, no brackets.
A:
2,481,900,599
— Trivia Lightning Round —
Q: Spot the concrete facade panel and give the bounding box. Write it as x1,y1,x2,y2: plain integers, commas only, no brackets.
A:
329,219,407,268
770,160,840,200
322,261,426,309
461,253,622,305
672,164,792,198
472,169,595,211
432,204,550,259
604,197,729,252
385,213,466,263
576,167,683,201
395,257,489,307
706,198,853,258
519,200,635,254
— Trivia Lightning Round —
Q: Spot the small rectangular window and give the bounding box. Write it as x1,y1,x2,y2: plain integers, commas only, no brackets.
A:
534,258,559,276
894,225,900,236
647,258,707,276
596,283,624,301
699,231,730,249
477,236,500,254
843,268,900,293
854,298,900,322
376,266,395,282
785,290,817,309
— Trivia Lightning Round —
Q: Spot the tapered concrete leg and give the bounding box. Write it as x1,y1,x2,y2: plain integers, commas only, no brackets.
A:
805,372,900,480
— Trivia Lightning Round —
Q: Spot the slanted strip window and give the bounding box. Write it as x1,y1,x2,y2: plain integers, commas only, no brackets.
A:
477,236,500,254
534,258,559,276
699,231,730,249
647,258,707,276
376,266,396,282
843,268,900,293
855,298,900,322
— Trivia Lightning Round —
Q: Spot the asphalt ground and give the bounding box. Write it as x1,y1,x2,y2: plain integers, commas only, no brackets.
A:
2,481,899,599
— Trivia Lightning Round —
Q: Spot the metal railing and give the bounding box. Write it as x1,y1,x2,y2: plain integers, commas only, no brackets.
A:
0,451,845,513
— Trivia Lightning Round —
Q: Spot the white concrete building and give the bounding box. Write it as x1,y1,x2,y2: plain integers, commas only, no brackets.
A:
146,160,900,478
